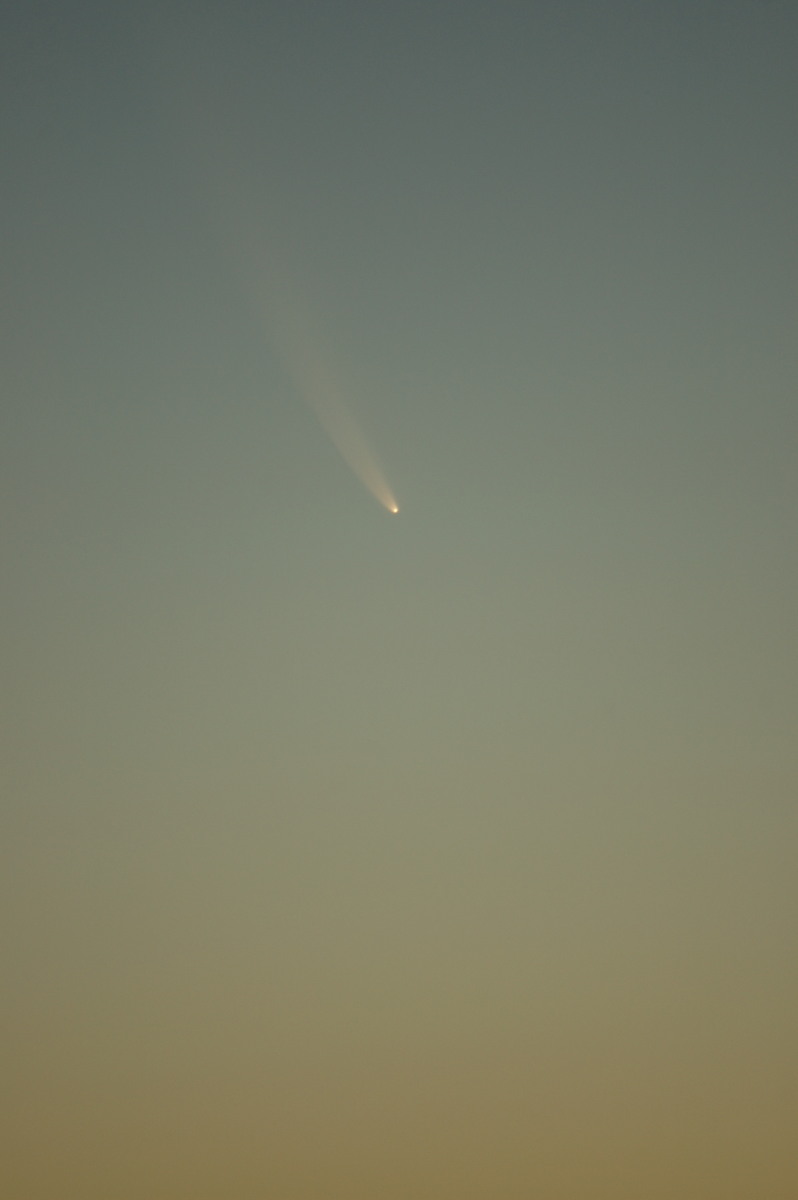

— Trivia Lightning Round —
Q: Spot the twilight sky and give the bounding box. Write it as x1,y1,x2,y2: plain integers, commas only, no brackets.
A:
2,2,797,1197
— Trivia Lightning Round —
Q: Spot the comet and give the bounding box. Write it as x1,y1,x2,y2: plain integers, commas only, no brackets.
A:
157,15,398,511
301,361,399,515
255,281,400,515
163,59,399,515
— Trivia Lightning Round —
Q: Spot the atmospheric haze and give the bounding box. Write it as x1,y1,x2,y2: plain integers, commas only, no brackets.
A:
4,3,797,1199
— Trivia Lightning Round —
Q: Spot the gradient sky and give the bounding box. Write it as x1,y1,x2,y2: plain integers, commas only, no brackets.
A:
3,2,797,1197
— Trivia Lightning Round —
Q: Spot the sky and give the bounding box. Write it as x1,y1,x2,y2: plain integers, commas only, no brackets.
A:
2,1,796,1196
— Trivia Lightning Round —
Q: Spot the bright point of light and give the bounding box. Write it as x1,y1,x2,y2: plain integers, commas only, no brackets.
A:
390,504,399,514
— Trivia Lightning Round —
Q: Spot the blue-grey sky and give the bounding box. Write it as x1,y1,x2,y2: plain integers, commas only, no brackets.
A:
3,3,797,1197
